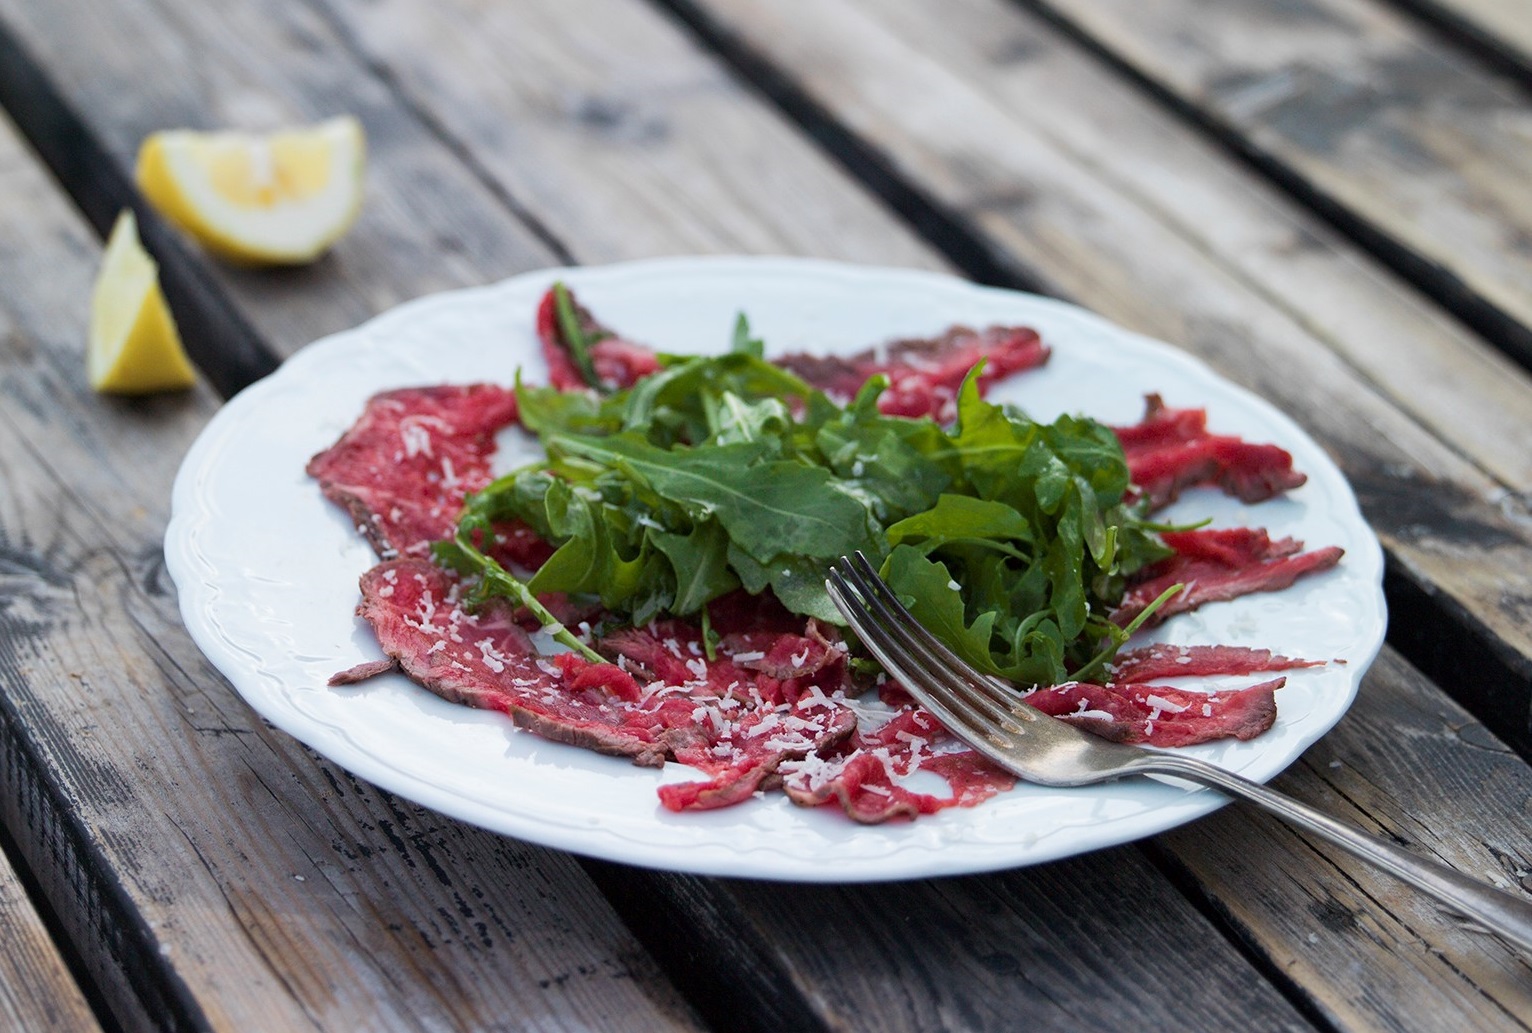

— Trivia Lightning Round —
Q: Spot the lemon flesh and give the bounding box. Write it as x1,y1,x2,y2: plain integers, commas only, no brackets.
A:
89,210,196,394
136,116,365,265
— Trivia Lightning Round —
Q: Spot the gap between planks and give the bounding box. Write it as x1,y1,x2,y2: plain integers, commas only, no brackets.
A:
1010,0,1532,375
0,26,276,399
1381,0,1532,93
0,819,106,1033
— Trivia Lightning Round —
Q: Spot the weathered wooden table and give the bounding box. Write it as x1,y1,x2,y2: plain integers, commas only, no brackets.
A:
3,0,1532,1029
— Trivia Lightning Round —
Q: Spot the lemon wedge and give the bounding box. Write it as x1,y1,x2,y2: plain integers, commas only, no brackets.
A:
135,116,365,265
88,210,196,394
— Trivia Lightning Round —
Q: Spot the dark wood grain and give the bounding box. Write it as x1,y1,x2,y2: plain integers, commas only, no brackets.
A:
0,843,101,1032
631,857,1315,1033
1020,0,1532,372
1159,649,1532,1031
0,108,702,1033
309,0,944,273
1383,0,1532,86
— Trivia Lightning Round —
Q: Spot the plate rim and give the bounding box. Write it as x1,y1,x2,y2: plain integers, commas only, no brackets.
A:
166,255,1387,881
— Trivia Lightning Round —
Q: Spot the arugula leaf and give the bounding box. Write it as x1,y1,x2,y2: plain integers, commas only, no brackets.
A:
650,521,739,614
514,372,606,437
432,533,603,662
527,479,648,607
446,328,1174,686
731,313,765,357
884,545,1005,677
886,494,1034,550
620,351,826,446
816,420,950,521
732,548,848,625
545,432,875,563
551,282,603,389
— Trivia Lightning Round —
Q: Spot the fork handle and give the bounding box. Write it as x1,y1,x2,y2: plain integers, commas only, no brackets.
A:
1136,752,1532,953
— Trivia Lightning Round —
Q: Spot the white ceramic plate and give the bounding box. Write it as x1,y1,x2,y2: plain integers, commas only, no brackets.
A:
167,256,1385,881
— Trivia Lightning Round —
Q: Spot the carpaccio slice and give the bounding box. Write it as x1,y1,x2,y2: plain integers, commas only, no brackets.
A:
332,536,1329,821
1112,394,1306,510
307,383,556,572
536,285,1050,421
1023,679,1281,747
332,558,668,764
868,642,1299,751
1106,643,1325,682
306,384,519,559
535,286,663,392
774,324,1051,421
781,707,1017,824
1112,527,1344,628
335,558,874,814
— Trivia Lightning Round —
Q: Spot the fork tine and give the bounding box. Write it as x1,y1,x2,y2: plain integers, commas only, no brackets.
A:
841,553,1032,720
837,553,1037,732
827,557,1032,760
825,570,1016,759
831,555,1008,726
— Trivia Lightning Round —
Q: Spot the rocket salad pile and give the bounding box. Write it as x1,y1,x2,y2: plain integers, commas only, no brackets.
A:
437,316,1175,687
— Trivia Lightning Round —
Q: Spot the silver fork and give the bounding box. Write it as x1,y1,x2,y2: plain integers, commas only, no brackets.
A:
826,551,1532,954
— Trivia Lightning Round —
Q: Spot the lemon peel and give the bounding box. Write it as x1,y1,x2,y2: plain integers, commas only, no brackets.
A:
136,115,365,265
88,210,196,394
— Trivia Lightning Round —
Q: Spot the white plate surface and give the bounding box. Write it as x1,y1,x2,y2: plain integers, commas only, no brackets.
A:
166,256,1385,881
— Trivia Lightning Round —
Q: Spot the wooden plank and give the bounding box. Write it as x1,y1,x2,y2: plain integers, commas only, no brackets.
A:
1022,0,1532,369
0,0,1350,1027
1387,0,1532,78
0,0,940,383
0,845,102,1032
670,0,1532,750
307,0,943,271
1,1,1524,1031
587,850,1318,1033
0,109,702,1033
1159,649,1532,1031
